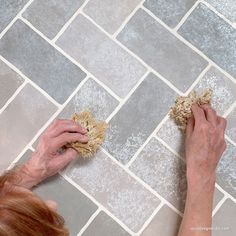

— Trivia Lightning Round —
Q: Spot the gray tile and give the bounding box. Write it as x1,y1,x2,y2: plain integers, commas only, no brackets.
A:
226,108,236,143
103,73,177,164
82,211,130,236
59,78,119,121
0,59,24,109
206,0,236,22
217,141,236,198
0,84,57,173
213,199,236,236
57,14,147,98
130,138,187,212
66,150,160,232
23,0,85,39
83,0,141,34
117,8,208,92
0,20,86,104
213,188,224,209
0,0,28,33
142,205,182,236
178,3,236,79
144,0,197,28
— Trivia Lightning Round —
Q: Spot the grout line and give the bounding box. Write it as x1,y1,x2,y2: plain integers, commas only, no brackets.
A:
61,174,135,236
81,11,183,96
126,113,170,168
225,135,236,147
174,0,201,31
137,201,165,235
0,55,61,108
215,184,236,203
223,101,236,118
0,80,27,114
52,0,91,43
101,147,183,218
112,0,146,38
0,0,34,39
105,70,150,123
77,208,101,236
141,5,236,86
212,195,228,216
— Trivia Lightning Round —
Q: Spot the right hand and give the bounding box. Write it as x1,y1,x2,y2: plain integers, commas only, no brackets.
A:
185,104,227,186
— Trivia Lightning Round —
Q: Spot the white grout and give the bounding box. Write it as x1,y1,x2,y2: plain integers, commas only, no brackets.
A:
225,135,236,147
223,101,236,118
216,184,236,203
212,195,228,216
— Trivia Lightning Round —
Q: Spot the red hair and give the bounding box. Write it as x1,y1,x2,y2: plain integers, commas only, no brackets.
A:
0,169,69,236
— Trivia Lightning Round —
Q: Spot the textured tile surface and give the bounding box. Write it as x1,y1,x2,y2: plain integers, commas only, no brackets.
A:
142,205,182,236
144,0,197,28
0,0,29,32
57,14,146,98
84,0,141,34
66,150,161,232
0,84,56,173
0,20,86,104
0,59,24,109
103,73,177,164
178,3,236,79
117,8,207,92
226,108,236,142
217,141,236,198
213,199,236,236
82,211,130,236
130,138,187,212
23,0,85,39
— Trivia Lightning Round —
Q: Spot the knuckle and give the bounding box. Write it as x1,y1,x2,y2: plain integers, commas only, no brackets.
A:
199,123,209,131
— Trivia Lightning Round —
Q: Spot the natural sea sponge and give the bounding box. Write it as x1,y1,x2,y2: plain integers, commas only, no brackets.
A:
66,111,108,157
170,89,212,133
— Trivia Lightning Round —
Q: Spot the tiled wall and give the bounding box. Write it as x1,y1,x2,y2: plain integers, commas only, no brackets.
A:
0,0,235,236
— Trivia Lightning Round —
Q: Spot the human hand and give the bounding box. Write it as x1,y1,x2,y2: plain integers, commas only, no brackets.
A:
185,104,227,187
21,119,88,187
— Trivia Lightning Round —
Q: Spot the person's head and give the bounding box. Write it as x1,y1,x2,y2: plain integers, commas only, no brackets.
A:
0,169,69,236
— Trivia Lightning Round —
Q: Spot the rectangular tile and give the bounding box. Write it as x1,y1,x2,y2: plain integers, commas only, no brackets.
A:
0,20,86,104
82,211,130,236
141,205,181,236
83,0,142,34
23,0,85,39
144,0,197,28
117,9,207,92
56,14,147,98
130,138,187,212
103,73,177,164
217,141,236,198
213,199,236,236
0,59,24,109
66,150,160,232
178,3,236,79
0,84,57,173
0,0,29,32
226,108,236,142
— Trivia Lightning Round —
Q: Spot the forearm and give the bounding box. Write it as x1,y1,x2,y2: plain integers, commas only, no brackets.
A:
178,173,216,236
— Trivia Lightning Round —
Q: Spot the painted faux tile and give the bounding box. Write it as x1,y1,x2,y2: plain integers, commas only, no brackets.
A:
0,0,28,33
23,0,85,39
0,59,24,109
142,205,182,236
82,211,130,236
66,150,161,232
213,199,236,236
83,0,142,34
217,141,236,198
178,3,236,79
144,0,197,28
56,14,147,98
130,138,187,212
226,108,236,142
117,8,208,92
0,84,57,173
103,73,177,164
0,20,86,104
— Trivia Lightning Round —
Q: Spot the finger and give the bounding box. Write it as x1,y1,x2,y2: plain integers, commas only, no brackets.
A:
191,104,207,125
217,116,227,132
186,116,194,137
51,133,89,150
201,105,217,125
